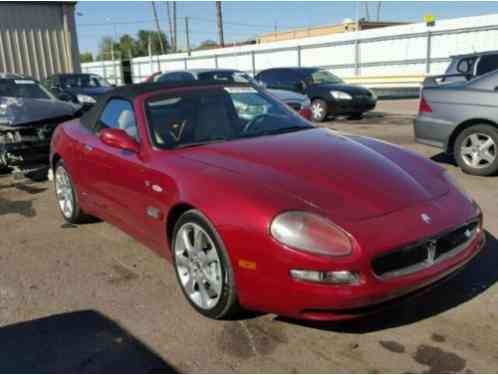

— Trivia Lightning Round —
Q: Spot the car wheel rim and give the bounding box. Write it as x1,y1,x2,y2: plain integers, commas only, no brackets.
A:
461,133,497,169
174,223,223,310
55,166,74,219
311,103,324,120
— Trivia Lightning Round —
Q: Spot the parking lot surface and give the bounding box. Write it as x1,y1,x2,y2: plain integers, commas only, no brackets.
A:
1,99,497,372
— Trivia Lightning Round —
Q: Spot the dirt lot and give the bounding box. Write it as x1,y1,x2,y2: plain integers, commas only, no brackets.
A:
1,99,497,373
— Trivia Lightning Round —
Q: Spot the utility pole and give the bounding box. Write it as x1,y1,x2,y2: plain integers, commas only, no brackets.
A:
376,2,382,22
364,1,370,21
166,2,174,50
172,2,177,52
151,1,166,54
185,17,191,56
215,1,224,47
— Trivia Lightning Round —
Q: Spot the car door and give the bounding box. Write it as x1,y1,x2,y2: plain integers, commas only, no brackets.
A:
258,70,280,90
78,99,148,235
276,69,303,93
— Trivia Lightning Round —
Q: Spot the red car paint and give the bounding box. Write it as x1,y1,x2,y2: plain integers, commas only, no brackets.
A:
51,85,483,321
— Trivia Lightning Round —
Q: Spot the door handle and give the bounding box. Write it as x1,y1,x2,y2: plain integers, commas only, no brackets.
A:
84,144,93,152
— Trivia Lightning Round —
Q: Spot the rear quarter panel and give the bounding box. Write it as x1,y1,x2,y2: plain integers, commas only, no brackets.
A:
416,88,498,148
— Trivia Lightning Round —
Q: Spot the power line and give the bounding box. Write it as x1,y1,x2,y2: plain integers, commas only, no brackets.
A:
77,15,302,31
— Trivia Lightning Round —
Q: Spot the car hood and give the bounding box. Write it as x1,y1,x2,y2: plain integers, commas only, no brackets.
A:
181,128,448,221
65,86,113,97
0,97,79,127
310,83,371,95
267,89,307,103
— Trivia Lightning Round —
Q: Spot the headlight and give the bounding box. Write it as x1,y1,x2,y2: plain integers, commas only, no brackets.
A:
442,171,474,203
330,91,352,100
76,94,96,104
270,211,352,256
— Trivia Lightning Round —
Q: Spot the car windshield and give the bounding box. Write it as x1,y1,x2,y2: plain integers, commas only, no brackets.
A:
61,74,112,89
196,71,255,84
0,79,55,100
146,86,313,149
308,69,343,85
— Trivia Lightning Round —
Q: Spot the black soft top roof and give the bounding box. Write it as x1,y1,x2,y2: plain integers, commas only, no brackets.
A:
81,80,252,128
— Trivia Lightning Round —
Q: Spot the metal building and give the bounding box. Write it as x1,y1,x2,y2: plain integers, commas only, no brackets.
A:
0,1,80,80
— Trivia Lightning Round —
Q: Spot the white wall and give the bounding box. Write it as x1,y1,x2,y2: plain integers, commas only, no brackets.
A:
82,13,498,87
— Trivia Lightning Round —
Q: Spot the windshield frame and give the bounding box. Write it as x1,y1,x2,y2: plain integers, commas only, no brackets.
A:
143,84,314,151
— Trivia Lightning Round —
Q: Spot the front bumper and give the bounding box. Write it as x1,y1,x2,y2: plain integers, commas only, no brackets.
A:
328,97,377,115
285,230,484,321
0,124,57,170
225,189,483,321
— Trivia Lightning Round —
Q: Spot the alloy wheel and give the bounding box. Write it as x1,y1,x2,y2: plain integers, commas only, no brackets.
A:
460,133,497,169
55,166,74,219
311,102,325,121
174,222,223,310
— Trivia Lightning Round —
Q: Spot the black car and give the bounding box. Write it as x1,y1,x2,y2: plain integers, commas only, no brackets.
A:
0,74,82,177
43,73,114,106
255,67,377,122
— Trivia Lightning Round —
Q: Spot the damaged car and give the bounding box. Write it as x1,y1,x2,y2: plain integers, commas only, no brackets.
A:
0,74,83,178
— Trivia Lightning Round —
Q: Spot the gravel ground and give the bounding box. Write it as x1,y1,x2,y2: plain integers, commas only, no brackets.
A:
0,99,497,373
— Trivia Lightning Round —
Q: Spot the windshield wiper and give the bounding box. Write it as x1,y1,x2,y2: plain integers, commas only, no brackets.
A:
174,137,228,149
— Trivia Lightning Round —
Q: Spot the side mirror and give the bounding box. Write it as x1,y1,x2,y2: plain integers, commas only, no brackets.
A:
99,128,139,153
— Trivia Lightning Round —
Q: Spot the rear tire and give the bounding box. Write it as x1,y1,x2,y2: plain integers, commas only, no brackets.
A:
454,124,498,176
172,210,241,319
310,99,328,122
54,160,88,223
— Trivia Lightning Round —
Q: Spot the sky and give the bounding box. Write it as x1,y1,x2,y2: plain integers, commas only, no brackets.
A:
76,1,498,56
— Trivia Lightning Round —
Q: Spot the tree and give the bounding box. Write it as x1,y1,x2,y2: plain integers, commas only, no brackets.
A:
95,30,170,61
96,36,114,60
80,52,93,63
136,30,169,56
119,34,138,59
194,40,219,51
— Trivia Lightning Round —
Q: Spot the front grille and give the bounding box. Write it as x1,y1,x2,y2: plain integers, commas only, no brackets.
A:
372,221,479,279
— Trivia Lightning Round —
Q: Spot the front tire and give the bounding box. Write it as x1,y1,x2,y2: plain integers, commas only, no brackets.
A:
172,210,240,319
454,124,498,176
54,160,87,223
310,99,328,122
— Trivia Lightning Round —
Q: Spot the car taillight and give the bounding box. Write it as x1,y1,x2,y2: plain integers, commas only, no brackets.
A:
419,95,432,113
299,106,312,121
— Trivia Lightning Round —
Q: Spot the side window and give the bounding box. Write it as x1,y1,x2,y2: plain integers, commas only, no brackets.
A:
258,70,279,85
278,69,299,84
476,55,498,76
157,72,194,82
456,57,476,75
98,99,139,141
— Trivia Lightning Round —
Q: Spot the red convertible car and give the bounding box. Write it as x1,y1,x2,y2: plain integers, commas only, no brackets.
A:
50,80,485,321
